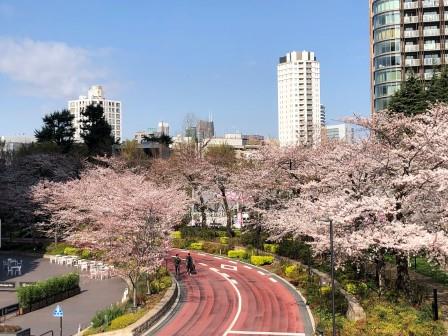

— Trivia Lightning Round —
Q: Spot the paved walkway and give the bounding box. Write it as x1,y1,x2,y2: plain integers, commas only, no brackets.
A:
1,254,126,335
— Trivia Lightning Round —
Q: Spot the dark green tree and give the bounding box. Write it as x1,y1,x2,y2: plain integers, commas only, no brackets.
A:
34,110,75,152
80,104,115,156
427,66,448,104
387,74,428,116
143,134,173,146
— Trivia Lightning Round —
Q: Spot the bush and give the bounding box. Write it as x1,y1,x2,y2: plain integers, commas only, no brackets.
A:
284,264,300,279
228,249,247,259
278,239,312,264
150,276,172,294
343,281,368,298
202,241,229,254
320,285,331,296
180,227,227,240
17,272,80,308
63,247,80,255
108,310,146,330
171,238,187,249
189,242,204,250
263,243,279,254
170,231,182,239
250,255,274,266
91,304,124,328
80,249,92,259
45,242,71,255
220,236,229,245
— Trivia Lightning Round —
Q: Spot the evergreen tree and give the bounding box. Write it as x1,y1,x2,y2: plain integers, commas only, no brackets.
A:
34,110,75,152
388,74,428,116
427,66,448,104
80,104,115,156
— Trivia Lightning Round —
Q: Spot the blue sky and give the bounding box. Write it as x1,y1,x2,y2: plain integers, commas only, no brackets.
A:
0,0,370,139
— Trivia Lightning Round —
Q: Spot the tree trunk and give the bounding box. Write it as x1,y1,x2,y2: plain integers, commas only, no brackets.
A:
219,184,234,237
198,192,207,228
395,254,411,294
133,285,137,308
375,252,386,296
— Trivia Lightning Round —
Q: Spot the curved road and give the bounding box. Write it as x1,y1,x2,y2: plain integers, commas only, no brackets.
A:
152,251,314,336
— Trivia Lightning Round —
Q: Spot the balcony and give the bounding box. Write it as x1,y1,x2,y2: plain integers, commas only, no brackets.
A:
405,44,420,52
423,0,440,7
404,2,418,9
424,43,441,50
424,29,441,36
424,58,441,65
404,30,419,38
423,14,440,22
404,16,418,24
405,59,421,66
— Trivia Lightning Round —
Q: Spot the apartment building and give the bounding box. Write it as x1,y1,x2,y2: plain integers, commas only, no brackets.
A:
278,51,321,147
370,0,448,112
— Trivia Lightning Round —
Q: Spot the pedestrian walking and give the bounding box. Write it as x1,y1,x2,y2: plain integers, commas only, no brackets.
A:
186,253,195,276
173,254,181,277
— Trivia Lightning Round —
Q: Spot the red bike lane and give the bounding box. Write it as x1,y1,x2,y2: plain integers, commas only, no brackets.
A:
154,251,313,336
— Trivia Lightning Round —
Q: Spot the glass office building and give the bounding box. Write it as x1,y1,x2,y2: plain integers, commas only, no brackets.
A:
370,0,448,112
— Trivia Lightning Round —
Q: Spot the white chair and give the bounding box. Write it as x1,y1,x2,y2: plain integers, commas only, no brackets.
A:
2,260,8,270
90,268,98,279
13,266,21,276
7,266,13,276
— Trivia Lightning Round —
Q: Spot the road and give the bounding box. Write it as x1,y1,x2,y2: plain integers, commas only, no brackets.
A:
152,251,314,336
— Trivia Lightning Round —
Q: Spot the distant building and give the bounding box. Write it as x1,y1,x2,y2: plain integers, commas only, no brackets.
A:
244,134,265,146
206,133,247,149
196,120,215,141
68,85,122,142
320,105,326,126
0,135,35,152
278,51,321,147
157,122,170,136
134,129,156,144
325,124,354,144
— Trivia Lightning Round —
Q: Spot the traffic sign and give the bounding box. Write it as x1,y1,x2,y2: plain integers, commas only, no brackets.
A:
53,305,63,318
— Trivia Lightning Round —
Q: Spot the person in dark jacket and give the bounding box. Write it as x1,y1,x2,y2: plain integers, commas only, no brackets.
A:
186,253,195,275
173,254,181,277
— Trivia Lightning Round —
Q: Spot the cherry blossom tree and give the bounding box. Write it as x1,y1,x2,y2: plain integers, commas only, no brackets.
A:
32,164,188,306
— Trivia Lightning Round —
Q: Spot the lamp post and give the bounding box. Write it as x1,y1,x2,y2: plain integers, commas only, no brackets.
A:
329,219,336,336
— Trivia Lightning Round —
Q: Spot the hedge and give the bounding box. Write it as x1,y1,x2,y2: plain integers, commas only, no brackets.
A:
263,243,279,254
189,242,204,250
170,231,182,239
108,309,146,330
63,247,80,255
91,304,124,328
228,249,247,259
284,264,300,278
250,255,274,266
219,237,229,245
17,272,79,308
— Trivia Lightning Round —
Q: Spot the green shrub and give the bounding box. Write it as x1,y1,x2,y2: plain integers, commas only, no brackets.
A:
180,227,227,240
263,243,279,254
284,264,300,279
228,249,247,259
220,237,229,245
343,281,368,298
17,272,80,308
189,242,204,250
108,310,146,330
170,231,182,239
63,247,79,255
320,285,331,296
45,242,71,255
250,255,274,266
278,238,312,264
202,241,229,254
91,303,124,328
80,249,92,259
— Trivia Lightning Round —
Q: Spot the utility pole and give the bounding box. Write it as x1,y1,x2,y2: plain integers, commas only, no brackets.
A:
330,219,336,336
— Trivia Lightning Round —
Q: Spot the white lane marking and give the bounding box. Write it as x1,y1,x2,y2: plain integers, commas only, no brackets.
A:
210,267,218,272
198,253,206,256
269,278,278,283
221,264,237,271
221,273,230,278
199,262,207,266
220,272,243,336
228,260,237,264
243,265,252,270
214,256,223,260
257,270,267,276
231,279,238,285
227,332,305,336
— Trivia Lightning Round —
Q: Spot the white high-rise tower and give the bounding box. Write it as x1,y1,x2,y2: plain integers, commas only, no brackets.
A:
277,51,321,147
68,85,122,142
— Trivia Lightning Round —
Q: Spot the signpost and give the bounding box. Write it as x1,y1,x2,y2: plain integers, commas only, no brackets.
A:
53,305,63,336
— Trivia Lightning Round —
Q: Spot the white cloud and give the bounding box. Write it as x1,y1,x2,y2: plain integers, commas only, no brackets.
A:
0,37,107,98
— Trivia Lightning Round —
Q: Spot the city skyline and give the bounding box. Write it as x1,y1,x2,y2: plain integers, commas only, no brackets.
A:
0,0,370,140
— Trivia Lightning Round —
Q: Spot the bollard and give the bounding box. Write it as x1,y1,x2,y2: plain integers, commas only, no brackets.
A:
433,288,439,321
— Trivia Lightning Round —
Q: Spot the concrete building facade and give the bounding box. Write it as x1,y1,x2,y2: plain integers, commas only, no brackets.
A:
324,124,355,144
68,85,122,142
278,51,321,147
370,0,448,112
